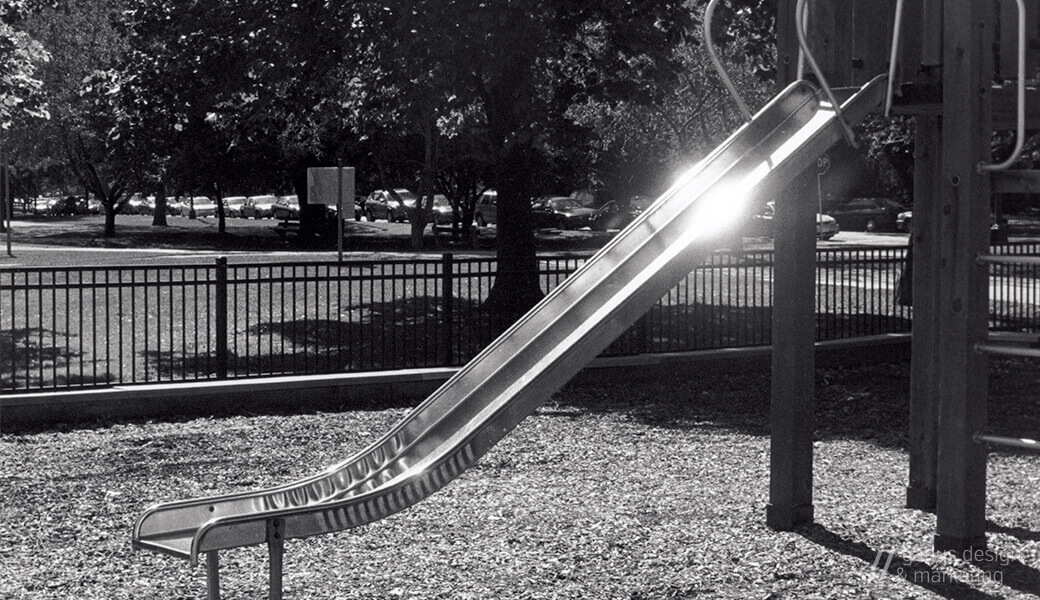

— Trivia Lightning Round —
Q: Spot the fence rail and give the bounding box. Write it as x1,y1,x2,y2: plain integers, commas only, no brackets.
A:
2,242,1038,393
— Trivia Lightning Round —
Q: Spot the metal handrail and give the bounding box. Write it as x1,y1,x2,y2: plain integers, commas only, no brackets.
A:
795,0,808,81
980,0,1027,172
794,0,860,148
975,342,1040,359
977,252,1040,266
883,0,906,117
974,433,1040,451
703,0,753,122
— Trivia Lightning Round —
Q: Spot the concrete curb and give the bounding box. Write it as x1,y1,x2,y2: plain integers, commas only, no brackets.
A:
1,333,910,431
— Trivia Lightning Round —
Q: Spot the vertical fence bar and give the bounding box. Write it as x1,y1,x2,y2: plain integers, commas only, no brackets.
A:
214,257,229,379
441,253,454,366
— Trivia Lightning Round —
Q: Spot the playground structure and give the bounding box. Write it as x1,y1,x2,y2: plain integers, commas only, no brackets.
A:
767,0,1040,555
132,1,1040,598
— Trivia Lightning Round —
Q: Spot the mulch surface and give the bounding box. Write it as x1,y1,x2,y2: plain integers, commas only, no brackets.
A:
2,358,1038,599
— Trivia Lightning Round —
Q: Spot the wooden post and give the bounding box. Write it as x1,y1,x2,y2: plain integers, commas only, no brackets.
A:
934,0,992,553
906,116,941,512
767,171,817,531
767,0,816,532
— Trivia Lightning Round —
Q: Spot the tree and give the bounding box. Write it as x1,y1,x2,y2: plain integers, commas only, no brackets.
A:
356,1,698,324
566,30,774,203
0,0,51,129
7,0,132,236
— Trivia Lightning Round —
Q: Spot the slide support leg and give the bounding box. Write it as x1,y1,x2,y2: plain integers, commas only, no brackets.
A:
206,551,221,600
268,519,285,600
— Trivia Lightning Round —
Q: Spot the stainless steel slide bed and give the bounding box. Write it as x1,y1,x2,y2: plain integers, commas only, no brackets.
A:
133,76,887,599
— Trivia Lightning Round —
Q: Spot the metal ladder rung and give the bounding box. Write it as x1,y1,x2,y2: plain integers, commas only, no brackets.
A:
976,253,1040,266
975,342,1040,358
974,434,1040,451
988,331,1040,345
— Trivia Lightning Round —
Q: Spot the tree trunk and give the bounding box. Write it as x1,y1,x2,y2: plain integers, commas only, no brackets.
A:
152,184,168,227
411,121,437,251
0,161,7,234
483,144,544,331
291,158,324,240
214,184,226,234
103,203,116,237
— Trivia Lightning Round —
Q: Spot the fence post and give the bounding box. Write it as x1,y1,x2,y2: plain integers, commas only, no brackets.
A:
214,257,229,379
441,253,454,365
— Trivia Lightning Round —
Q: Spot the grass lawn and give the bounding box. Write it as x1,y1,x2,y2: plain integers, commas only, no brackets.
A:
2,357,1038,599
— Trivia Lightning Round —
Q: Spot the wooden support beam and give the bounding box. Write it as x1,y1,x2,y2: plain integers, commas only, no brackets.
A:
934,0,992,554
892,84,1039,129
907,116,942,512
767,171,817,531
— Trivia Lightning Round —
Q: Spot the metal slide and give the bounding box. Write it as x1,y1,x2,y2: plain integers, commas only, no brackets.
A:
134,75,886,569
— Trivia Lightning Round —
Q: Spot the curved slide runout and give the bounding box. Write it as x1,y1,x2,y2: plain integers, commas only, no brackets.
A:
134,76,886,579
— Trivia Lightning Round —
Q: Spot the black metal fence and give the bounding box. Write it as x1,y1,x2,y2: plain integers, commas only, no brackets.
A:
2,242,1038,393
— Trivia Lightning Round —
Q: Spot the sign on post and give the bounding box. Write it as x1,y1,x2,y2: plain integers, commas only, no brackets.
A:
307,167,355,206
308,166,355,262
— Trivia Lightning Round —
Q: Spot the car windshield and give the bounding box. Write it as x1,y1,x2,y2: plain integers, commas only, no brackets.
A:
549,198,581,211
433,196,451,209
395,190,418,202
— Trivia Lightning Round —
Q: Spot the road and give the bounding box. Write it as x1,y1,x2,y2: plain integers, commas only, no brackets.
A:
2,212,914,268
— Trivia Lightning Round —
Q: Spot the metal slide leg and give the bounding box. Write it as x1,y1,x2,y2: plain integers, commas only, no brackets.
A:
267,519,285,600
206,552,221,600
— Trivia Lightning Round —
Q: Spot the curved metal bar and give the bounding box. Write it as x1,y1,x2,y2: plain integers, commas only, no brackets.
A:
703,0,753,122
794,0,860,148
980,0,1026,172
796,0,808,81
883,0,906,117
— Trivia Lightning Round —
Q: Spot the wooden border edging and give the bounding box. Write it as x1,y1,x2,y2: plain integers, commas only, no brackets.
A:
1,334,911,432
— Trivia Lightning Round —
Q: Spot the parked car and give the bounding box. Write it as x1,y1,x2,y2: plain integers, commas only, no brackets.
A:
474,190,497,227
166,197,186,216
897,210,913,232
591,195,654,231
364,189,414,222
429,195,455,226
223,196,248,217
241,195,278,219
51,196,89,216
531,196,596,230
822,197,906,232
125,194,147,215
749,201,840,240
180,196,217,217
87,198,103,214
272,195,300,220
31,197,58,215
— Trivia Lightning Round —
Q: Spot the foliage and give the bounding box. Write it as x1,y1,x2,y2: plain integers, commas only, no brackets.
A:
5,0,132,235
566,31,774,201
0,0,54,128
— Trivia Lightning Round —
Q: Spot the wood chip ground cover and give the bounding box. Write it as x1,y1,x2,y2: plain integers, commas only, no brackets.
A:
2,358,1038,599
